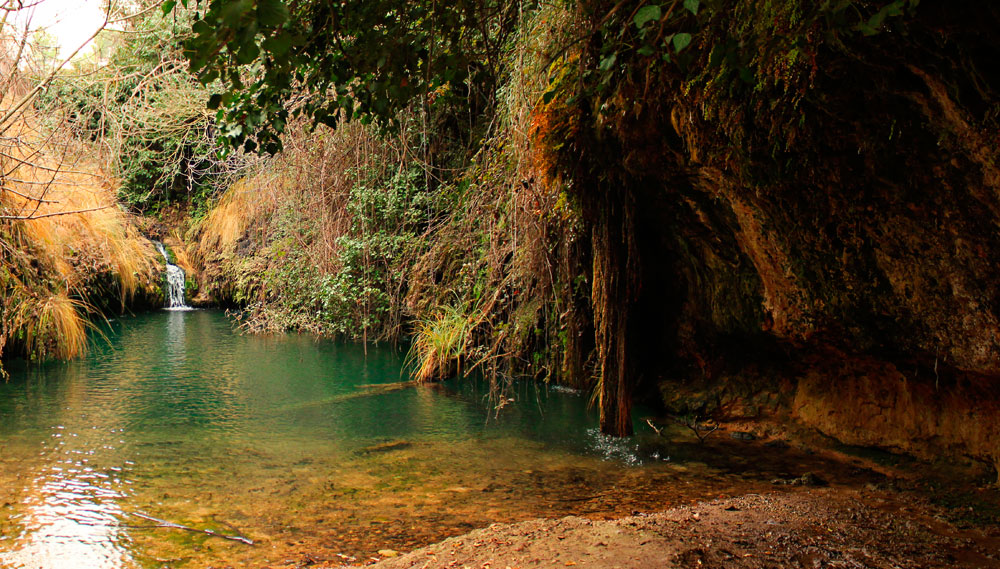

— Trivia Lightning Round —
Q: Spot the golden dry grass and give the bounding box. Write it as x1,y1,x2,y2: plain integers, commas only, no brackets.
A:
1,110,157,361
195,176,278,257
9,290,91,359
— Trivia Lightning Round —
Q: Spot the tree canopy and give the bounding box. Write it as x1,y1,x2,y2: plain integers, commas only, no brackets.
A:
177,0,518,153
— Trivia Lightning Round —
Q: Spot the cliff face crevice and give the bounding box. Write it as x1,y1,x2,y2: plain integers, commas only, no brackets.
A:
666,64,1000,470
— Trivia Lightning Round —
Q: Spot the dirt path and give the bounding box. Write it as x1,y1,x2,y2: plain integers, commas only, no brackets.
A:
329,488,1000,569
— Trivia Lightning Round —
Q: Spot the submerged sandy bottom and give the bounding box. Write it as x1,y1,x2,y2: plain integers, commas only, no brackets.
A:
1,311,997,568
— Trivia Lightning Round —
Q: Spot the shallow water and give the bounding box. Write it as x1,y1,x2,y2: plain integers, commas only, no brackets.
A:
0,310,844,568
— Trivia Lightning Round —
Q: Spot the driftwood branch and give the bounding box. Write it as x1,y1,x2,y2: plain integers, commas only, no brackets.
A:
668,414,719,444
645,418,665,437
647,416,719,444
130,512,254,545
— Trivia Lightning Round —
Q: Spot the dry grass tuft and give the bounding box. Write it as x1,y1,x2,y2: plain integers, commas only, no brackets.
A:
1,109,158,362
19,292,92,360
195,177,277,256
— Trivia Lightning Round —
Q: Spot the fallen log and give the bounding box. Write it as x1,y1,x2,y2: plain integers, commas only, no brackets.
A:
282,381,418,412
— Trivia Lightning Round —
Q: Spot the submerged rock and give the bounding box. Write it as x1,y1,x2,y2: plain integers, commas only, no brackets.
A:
356,441,413,455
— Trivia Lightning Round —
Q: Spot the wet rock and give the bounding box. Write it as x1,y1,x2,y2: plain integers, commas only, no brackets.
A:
730,431,757,441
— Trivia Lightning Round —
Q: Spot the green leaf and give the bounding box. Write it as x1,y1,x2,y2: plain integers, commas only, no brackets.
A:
236,42,260,65
161,0,177,16
220,0,251,26
637,44,655,57
207,94,223,109
633,5,662,29
200,69,219,84
672,32,692,52
191,20,212,36
257,0,290,27
683,0,699,15
867,11,886,30
222,123,244,138
262,33,293,56
598,53,617,71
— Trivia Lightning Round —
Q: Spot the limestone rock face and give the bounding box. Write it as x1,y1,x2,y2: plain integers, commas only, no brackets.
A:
611,4,1000,470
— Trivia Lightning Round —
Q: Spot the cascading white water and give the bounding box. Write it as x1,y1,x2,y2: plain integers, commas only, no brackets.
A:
153,241,190,309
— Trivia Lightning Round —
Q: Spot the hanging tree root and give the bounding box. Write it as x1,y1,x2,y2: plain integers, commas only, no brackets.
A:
130,512,254,545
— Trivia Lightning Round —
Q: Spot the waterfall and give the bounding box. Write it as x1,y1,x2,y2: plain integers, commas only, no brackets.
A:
153,241,191,309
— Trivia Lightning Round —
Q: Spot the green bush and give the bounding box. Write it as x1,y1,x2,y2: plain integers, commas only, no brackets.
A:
316,165,431,337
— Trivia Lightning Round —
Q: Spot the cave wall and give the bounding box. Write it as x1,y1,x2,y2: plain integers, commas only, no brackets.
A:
579,1,1000,466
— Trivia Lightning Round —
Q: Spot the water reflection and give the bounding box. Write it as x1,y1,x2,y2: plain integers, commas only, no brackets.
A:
0,427,133,569
164,309,187,368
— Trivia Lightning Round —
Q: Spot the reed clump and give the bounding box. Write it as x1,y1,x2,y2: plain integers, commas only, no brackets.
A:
407,304,474,382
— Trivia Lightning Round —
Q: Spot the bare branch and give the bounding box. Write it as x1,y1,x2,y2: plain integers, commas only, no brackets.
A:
1,185,59,202
0,4,111,130
0,204,113,219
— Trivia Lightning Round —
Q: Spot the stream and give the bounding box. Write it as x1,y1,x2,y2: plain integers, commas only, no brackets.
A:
0,310,869,569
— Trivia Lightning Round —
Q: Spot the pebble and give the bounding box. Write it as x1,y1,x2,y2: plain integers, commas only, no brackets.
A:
378,549,400,557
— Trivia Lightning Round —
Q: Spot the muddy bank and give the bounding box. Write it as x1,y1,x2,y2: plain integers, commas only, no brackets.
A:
340,489,1000,569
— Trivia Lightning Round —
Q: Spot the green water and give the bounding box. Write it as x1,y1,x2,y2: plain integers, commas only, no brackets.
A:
2,311,864,569
1,310,694,569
